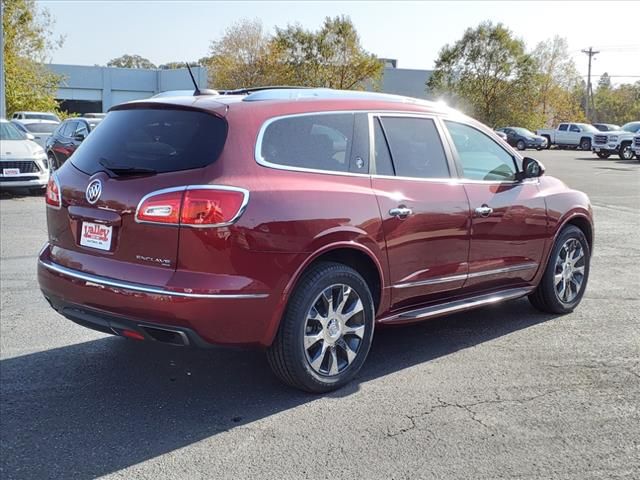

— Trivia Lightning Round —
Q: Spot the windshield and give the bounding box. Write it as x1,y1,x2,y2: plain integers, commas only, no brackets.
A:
512,127,535,136
25,113,60,122
0,122,26,140
24,123,59,134
621,122,640,133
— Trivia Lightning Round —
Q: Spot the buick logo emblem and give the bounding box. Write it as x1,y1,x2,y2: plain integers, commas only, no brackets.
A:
86,180,102,204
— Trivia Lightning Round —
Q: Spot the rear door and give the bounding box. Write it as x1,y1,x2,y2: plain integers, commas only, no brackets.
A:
568,124,581,145
47,106,228,284
370,114,470,311
442,120,547,291
556,123,569,145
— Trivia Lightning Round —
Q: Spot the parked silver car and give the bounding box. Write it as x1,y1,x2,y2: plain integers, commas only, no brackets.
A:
11,119,60,149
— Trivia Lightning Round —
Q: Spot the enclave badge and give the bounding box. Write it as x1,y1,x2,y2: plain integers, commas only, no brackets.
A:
86,179,102,204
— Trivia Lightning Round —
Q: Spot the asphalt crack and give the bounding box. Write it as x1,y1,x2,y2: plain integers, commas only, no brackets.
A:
386,389,562,439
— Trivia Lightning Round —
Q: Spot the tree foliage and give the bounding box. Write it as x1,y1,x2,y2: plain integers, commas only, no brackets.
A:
531,36,584,126
107,54,156,69
2,0,63,116
593,77,640,124
427,21,539,128
202,18,283,89
201,16,383,90
273,15,383,89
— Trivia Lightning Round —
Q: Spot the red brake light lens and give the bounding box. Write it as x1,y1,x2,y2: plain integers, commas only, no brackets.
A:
136,190,183,224
45,175,61,208
180,188,246,226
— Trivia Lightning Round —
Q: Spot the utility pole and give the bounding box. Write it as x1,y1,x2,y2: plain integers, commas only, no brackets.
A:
581,47,599,122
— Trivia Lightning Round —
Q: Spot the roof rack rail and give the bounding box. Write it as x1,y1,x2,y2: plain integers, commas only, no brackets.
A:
218,86,313,95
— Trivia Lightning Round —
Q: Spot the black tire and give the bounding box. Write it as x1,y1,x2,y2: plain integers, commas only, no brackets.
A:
529,225,590,314
543,136,551,149
580,138,591,151
267,262,375,393
516,140,526,151
596,152,610,159
618,143,633,160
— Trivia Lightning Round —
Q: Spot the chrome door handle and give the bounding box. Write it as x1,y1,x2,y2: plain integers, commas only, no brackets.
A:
474,205,494,217
389,207,413,218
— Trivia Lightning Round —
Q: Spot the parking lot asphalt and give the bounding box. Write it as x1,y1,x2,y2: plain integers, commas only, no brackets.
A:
1,150,639,480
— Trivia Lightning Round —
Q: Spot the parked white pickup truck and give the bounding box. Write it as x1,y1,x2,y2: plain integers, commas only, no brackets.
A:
591,121,640,160
536,123,598,150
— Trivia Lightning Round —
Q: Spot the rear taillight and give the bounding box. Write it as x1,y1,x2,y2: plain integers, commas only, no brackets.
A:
45,175,61,209
136,189,183,225
135,186,248,227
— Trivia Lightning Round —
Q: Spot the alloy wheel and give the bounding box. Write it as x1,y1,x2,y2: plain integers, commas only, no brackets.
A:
554,238,586,303
303,284,366,376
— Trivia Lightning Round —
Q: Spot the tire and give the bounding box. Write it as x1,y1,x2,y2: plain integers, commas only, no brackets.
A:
267,262,375,393
580,138,591,151
618,143,633,160
596,152,610,159
543,136,551,149
516,140,526,151
529,225,590,314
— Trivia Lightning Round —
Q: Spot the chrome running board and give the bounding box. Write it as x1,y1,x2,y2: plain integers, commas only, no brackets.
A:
380,286,535,324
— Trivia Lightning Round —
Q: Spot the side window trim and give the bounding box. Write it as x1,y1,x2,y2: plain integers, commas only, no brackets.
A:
441,119,522,184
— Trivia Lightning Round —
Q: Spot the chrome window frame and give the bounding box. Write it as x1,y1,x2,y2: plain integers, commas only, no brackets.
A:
254,111,370,178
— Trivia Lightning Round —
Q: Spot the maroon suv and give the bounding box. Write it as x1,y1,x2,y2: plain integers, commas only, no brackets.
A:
38,88,593,392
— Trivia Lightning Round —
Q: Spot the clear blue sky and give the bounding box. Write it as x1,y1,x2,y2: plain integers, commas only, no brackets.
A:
39,1,640,85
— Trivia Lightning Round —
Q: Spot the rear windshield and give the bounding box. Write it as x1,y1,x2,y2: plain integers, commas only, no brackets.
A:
24,123,58,133
70,108,228,175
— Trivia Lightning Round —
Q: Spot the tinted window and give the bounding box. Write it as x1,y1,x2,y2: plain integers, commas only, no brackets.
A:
373,118,394,176
75,122,89,137
61,121,77,137
379,117,449,179
569,124,580,133
24,123,58,133
26,113,59,121
260,113,354,172
559,124,568,131
70,108,228,175
445,121,517,181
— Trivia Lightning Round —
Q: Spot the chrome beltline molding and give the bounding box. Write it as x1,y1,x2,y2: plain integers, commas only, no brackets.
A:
393,262,538,289
39,259,269,299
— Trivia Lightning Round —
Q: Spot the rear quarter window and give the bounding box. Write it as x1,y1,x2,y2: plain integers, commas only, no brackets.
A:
70,108,228,175
259,113,355,173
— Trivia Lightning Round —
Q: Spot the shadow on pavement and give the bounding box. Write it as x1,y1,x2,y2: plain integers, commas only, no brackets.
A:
0,298,556,479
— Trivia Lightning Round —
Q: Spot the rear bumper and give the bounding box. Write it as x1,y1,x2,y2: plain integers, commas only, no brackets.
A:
38,245,282,347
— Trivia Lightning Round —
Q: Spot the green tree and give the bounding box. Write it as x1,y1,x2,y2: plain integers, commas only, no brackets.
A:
202,18,283,89
107,54,156,69
273,15,383,89
593,80,640,124
427,21,538,128
531,36,584,126
2,0,63,116
158,61,188,70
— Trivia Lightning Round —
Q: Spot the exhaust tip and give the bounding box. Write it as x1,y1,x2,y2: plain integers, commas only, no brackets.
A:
139,326,189,346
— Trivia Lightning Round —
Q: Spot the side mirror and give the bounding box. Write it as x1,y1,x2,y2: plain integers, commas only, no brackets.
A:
74,132,86,141
26,133,35,141
518,157,545,180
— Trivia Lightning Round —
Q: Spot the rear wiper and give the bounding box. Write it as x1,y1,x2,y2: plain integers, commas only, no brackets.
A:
99,158,156,176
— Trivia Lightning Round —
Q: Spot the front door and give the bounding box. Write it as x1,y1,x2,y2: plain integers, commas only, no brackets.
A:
370,114,471,311
442,120,547,292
